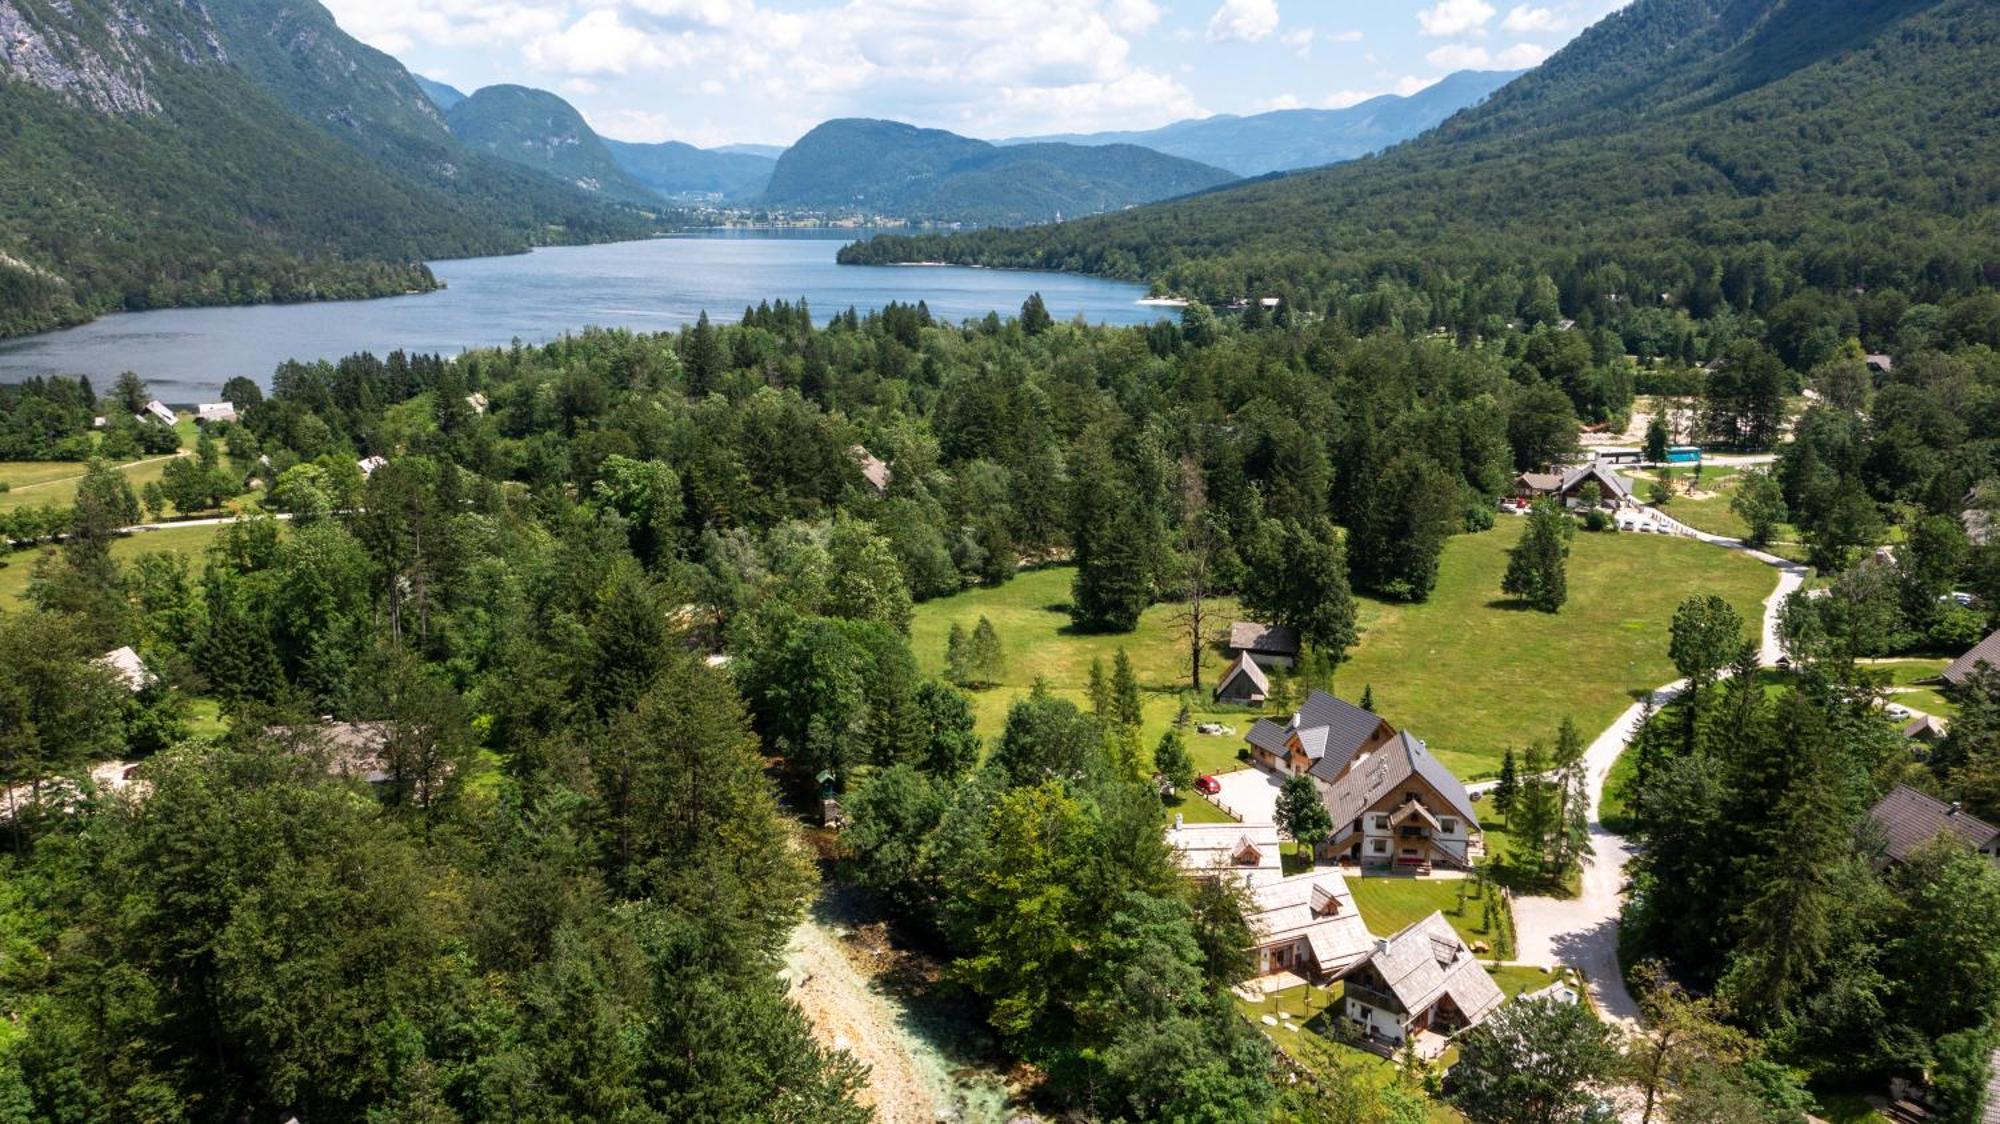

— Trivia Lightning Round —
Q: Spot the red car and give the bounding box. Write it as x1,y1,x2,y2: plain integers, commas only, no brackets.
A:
1194,775,1221,795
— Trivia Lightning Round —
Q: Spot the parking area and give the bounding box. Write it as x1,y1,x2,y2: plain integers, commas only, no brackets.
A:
1211,766,1284,826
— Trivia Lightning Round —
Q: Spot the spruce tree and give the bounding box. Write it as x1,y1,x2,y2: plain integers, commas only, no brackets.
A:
969,616,1004,686
946,621,972,686
1501,499,1570,612
1111,648,1143,732
1495,747,1520,818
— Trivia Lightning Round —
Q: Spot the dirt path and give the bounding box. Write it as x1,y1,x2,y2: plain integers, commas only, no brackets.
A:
784,919,951,1123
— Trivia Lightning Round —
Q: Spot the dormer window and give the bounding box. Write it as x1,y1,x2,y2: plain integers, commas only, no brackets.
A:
1232,837,1261,866
1440,817,1458,834
1311,884,1341,917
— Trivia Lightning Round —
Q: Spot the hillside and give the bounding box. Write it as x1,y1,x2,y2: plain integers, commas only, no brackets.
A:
413,74,464,110
1005,70,1521,176
603,138,776,202
0,0,657,338
762,118,1236,225
844,0,1999,314
446,84,660,206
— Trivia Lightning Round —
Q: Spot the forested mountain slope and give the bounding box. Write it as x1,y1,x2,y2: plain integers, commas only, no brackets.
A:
0,0,657,338
1005,69,1521,176
764,118,1237,225
413,73,464,110
445,84,660,206
603,138,776,202
844,0,1998,317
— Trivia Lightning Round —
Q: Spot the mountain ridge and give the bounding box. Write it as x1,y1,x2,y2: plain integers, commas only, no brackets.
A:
1000,70,1523,176
762,117,1237,225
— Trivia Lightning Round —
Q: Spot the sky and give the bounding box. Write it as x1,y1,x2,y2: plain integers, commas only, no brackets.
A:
321,0,1632,148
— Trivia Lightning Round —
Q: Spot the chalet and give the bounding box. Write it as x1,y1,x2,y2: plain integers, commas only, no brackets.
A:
1341,911,1505,1053
1243,869,1375,981
1244,690,1396,778
1514,462,1632,509
1865,353,1894,375
1943,628,2000,687
851,446,891,493
137,400,176,426
1214,651,1270,704
1165,819,1283,884
196,402,237,424
1228,621,1300,668
1867,784,1999,865
1901,714,1948,744
267,721,393,785
93,646,154,693
357,455,388,478
1318,730,1482,872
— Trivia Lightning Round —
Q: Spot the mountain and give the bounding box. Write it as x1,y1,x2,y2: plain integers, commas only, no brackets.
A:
844,0,1998,309
762,118,1236,225
413,74,464,110
1003,70,1521,176
0,0,657,338
445,84,661,206
712,142,786,160
603,139,776,202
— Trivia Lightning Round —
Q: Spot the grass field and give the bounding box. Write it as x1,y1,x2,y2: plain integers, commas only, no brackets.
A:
911,520,1778,781
1863,658,1956,718
0,522,230,607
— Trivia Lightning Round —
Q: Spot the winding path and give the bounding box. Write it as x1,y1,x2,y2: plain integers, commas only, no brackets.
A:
1508,511,1806,1027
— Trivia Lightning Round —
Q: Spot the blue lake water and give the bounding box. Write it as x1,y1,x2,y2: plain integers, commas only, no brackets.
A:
0,230,1157,401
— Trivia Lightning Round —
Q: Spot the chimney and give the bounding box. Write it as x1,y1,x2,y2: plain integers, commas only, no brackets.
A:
1949,802,1963,817
1374,938,1390,956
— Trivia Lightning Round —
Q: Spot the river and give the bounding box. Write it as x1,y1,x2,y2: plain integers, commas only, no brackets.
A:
0,230,1155,402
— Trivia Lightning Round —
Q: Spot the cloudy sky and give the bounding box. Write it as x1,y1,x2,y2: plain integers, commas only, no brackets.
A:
322,0,1630,148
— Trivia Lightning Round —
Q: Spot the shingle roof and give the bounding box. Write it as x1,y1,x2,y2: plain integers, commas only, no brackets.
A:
93,646,152,693
851,446,891,492
1165,822,1285,883
1216,652,1270,698
1289,689,1388,771
1517,472,1562,493
1867,784,2000,862
1363,911,1505,1025
1561,462,1631,501
1901,714,1948,741
1229,621,1300,657
1318,731,1480,830
1245,870,1375,976
1943,628,2000,686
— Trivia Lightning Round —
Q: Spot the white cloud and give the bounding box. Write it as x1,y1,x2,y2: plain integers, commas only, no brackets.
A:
1105,0,1161,33
591,108,677,142
1206,0,1279,43
1417,0,1495,36
1425,38,1547,69
524,9,673,75
1321,76,1435,109
1494,41,1551,66
1501,4,1561,31
1280,27,1313,55
1260,92,1303,110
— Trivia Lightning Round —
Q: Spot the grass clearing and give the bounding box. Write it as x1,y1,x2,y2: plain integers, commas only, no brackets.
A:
911,520,1777,782
1236,986,1463,1123
0,522,231,607
1333,520,1774,777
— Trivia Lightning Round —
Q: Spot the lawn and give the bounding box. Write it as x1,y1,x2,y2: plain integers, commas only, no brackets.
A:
0,522,231,607
1236,986,1462,1123
911,522,1777,782
1862,658,1956,718
1348,875,1501,952
1333,519,1775,777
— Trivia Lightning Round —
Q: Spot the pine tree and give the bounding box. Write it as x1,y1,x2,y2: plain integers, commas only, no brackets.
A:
1088,658,1111,722
946,622,973,686
1495,747,1520,818
1501,499,1570,612
1111,648,1143,732
1359,684,1375,713
969,616,1004,686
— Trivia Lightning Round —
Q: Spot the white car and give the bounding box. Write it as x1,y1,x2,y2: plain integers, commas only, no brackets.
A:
1883,703,1913,719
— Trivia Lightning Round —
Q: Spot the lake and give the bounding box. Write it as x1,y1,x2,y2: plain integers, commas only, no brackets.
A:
0,231,1156,401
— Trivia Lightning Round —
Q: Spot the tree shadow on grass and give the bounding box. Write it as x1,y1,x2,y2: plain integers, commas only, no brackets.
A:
1484,597,1540,612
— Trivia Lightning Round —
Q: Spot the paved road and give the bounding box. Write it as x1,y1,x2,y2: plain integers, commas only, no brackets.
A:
1508,511,1806,1028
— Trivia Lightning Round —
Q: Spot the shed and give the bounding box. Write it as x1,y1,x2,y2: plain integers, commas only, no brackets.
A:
1228,621,1300,667
1214,651,1270,704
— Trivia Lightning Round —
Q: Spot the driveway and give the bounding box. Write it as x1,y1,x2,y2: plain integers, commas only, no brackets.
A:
1212,766,1284,827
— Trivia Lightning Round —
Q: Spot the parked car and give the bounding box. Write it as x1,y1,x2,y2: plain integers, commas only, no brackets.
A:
1194,774,1221,795
1884,703,1914,720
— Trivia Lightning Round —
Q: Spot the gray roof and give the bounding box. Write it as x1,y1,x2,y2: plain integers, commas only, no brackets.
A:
1216,652,1270,697
1868,785,1999,862
1944,628,2000,686
1244,870,1374,975
1562,462,1631,501
1901,714,1948,741
1361,911,1505,1025
1286,690,1391,775
1230,621,1300,657
1318,731,1481,830
1517,472,1562,493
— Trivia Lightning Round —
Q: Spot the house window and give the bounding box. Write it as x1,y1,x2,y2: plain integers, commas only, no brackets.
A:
1372,814,1389,831
1371,839,1387,854
1440,817,1457,834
